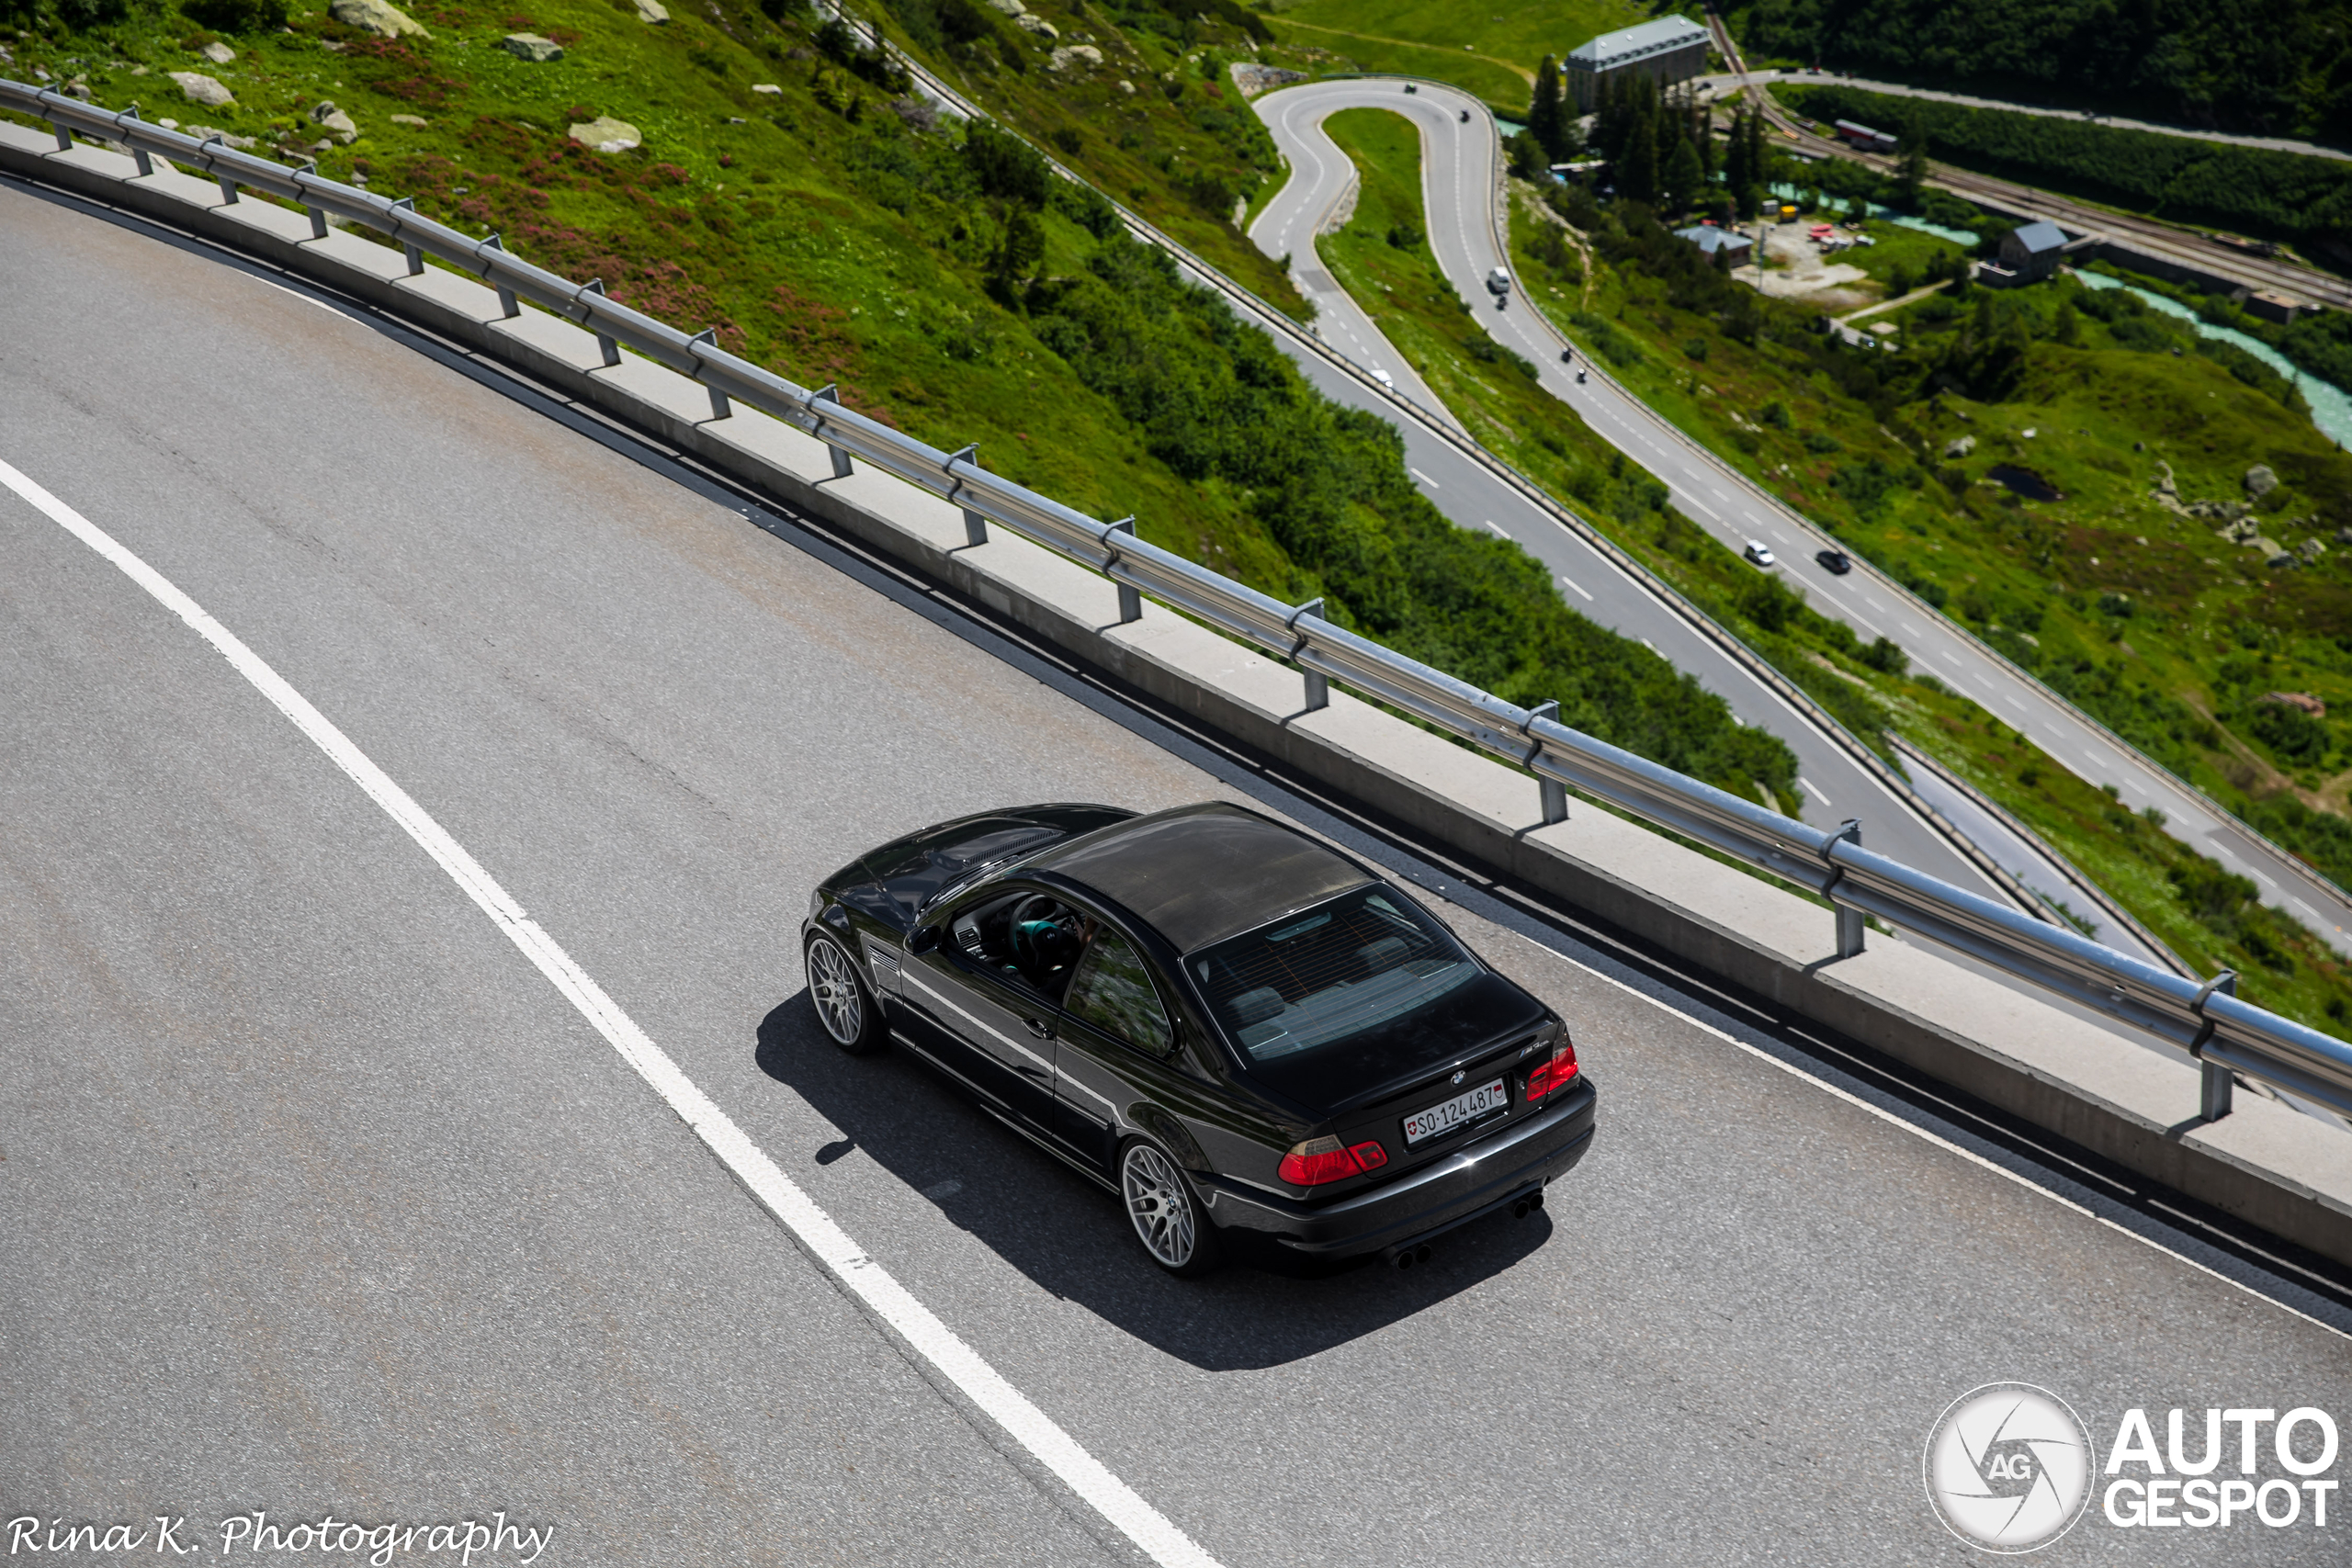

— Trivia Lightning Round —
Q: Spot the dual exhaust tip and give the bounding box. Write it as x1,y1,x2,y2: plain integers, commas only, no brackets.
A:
1390,1190,1544,1271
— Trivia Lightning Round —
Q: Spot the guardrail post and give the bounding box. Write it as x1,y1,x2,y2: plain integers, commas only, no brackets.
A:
123,106,153,177
198,135,237,205
688,328,729,418
578,279,621,366
812,384,853,478
390,197,424,275
50,118,71,152
944,444,985,544
1105,516,1141,624
1286,597,1329,712
1829,818,1866,957
1520,701,1568,824
2188,969,2239,1121
292,159,327,239
477,234,519,318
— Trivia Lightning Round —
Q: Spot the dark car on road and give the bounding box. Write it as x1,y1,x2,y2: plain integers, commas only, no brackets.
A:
1816,547,1852,575
802,803,1597,1277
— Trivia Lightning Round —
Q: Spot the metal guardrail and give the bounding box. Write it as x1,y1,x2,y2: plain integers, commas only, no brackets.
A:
9,77,2352,1126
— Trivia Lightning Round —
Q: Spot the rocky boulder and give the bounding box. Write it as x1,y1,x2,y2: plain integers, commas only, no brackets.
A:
2246,463,2278,498
329,0,430,38
501,32,563,62
309,99,359,143
634,0,669,18
1941,434,1974,459
198,40,235,64
168,73,235,107
568,116,641,153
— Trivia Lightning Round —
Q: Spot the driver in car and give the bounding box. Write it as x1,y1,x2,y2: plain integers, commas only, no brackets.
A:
1011,905,1095,995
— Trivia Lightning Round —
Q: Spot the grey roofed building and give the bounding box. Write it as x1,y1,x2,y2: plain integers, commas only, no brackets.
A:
2008,220,2067,255
1562,15,1711,109
1988,219,2070,284
1674,224,1753,263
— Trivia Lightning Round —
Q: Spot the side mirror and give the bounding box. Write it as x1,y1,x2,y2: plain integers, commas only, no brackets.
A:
905,924,942,956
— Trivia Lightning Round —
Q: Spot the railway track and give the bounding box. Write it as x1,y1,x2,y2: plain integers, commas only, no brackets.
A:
1702,9,2352,310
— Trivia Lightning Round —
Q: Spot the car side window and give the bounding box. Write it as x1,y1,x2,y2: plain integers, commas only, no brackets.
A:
1063,930,1172,1054
949,888,1087,998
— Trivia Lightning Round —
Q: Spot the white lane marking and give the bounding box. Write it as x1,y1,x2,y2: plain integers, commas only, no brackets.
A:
1558,574,1592,601
1490,923,2352,1345
0,457,1227,1568
1409,467,1440,489
255,276,347,318
1682,494,1723,522
1800,776,1832,807
1482,518,1509,538
1640,637,1659,653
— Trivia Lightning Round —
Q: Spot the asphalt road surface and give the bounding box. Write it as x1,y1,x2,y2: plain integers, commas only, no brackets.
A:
1247,77,2352,962
7,180,2352,1568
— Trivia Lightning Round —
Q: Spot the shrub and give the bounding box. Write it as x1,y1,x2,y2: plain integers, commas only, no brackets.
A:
180,0,284,30
2250,699,2330,763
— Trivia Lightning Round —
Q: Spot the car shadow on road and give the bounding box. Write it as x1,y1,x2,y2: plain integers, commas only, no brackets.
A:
755,997,1555,1371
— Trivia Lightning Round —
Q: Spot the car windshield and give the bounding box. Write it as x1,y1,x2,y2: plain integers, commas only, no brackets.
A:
1190,886,1480,1066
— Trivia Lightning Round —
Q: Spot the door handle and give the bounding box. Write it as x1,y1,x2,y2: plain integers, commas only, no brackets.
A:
1024,1018,1055,1040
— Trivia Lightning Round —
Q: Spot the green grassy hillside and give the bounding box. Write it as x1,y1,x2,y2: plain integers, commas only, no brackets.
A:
1259,0,1652,108
0,0,1797,807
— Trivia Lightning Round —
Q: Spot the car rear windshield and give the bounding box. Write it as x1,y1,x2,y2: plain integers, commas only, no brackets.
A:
1189,886,1483,1075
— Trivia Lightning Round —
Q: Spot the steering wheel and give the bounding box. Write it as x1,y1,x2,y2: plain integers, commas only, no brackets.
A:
1009,894,1078,970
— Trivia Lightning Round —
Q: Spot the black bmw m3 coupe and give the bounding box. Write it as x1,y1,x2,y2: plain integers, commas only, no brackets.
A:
802,802,1597,1276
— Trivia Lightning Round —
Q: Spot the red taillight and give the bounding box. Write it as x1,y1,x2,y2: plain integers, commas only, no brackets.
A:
1522,1040,1580,1103
1278,1136,1389,1186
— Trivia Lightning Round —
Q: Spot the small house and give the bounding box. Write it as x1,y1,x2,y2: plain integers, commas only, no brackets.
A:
1996,220,2068,282
1675,224,1753,265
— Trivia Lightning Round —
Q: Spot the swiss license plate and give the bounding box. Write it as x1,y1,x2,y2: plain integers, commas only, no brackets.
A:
1401,1077,1509,1145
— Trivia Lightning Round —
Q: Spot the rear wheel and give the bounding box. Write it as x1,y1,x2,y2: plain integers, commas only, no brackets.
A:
806,932,879,1055
1120,1138,1223,1278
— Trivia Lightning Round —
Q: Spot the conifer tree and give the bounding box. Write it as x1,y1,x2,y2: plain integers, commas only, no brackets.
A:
1621,99,1660,206
1529,54,1566,163
1664,133,1704,213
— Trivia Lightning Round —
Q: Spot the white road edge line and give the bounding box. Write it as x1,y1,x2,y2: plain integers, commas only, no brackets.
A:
1491,925,2351,1345
0,457,1227,1568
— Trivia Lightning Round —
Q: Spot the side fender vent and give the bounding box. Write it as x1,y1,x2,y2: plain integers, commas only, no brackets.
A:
864,937,903,997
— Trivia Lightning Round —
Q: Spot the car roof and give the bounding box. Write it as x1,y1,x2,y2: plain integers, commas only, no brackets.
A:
1027,802,1374,953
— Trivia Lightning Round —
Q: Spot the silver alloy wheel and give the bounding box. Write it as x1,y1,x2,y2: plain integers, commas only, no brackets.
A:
808,936,865,1046
1122,1143,1196,1269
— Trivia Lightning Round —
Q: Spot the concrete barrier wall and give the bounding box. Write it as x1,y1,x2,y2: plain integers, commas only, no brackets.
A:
10,122,2352,1267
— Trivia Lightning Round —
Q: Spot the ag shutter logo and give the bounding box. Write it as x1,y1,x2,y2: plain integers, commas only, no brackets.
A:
1924,1383,2095,1552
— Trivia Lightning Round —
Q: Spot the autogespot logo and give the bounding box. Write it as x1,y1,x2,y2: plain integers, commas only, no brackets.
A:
1924,1383,2095,1552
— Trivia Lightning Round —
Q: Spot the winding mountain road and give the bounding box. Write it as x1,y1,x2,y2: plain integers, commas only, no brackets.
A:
1247,76,2352,964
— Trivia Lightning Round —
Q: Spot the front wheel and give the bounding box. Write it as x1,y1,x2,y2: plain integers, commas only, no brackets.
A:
806,932,880,1055
1120,1139,1224,1277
